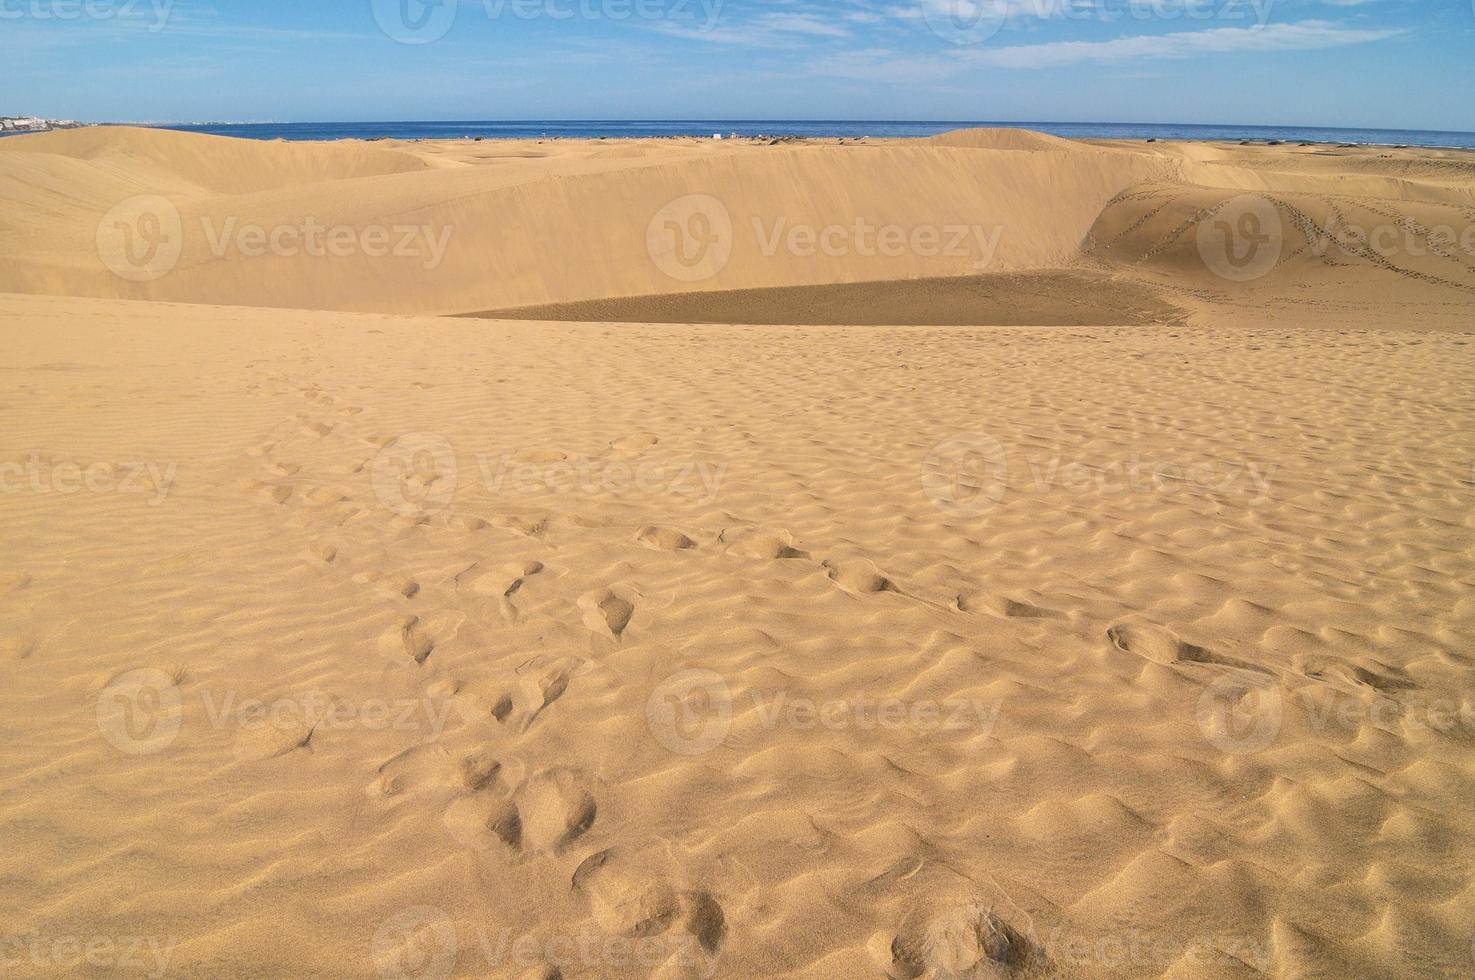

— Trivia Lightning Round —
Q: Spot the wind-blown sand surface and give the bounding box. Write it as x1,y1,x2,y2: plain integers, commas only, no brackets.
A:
1,126,1474,978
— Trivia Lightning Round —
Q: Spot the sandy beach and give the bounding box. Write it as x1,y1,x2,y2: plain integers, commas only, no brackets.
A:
2,125,1474,978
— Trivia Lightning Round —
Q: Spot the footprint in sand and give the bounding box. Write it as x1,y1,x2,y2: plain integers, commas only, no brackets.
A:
518,656,576,708
464,560,545,598
822,559,900,596
455,678,516,725
635,526,697,552
959,592,1062,620
370,745,502,800
455,655,582,731
3,636,36,660
572,846,726,954
1297,655,1415,694
305,486,348,505
487,515,551,539
578,588,635,639
233,714,315,762
871,905,1031,979
297,418,334,438
385,615,435,665
517,769,598,853
307,541,338,564
610,434,659,452
0,572,32,593
443,793,524,852
720,527,808,560
443,767,596,856
460,560,545,623
1107,621,1268,674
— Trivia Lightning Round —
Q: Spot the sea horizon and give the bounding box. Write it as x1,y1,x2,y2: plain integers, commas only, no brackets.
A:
107,119,1475,150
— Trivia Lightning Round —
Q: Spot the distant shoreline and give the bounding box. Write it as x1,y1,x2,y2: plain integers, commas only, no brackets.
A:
8,120,1475,151
97,119,1475,151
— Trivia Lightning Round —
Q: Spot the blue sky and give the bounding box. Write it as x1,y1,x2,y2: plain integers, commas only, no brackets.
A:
4,0,1473,130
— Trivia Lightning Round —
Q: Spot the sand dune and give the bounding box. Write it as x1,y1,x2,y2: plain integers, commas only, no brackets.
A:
1,126,1172,312
1,126,1474,978
4,125,1473,326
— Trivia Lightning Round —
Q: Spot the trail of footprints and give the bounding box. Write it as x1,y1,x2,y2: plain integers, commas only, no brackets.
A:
1103,616,1429,715
240,401,1128,975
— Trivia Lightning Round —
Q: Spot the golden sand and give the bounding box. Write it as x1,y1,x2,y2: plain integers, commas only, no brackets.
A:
1,126,1473,978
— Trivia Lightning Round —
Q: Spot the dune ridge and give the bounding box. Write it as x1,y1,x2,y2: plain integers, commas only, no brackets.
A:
4,125,1473,326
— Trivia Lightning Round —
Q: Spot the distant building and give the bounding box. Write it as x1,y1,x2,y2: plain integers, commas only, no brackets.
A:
0,116,85,134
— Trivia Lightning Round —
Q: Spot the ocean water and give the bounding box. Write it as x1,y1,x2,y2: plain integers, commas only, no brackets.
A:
146,120,1475,149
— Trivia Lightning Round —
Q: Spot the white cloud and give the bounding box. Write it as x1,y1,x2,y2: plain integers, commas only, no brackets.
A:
961,19,1403,67
653,9,853,45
